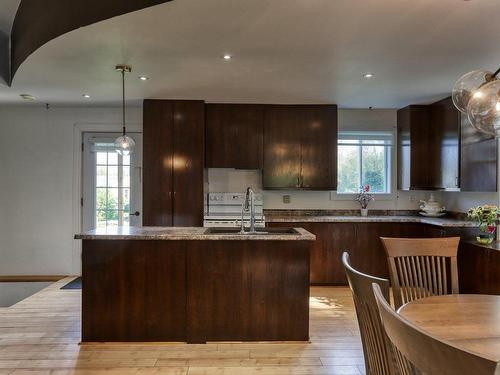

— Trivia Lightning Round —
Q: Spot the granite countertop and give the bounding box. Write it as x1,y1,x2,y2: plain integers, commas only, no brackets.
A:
75,226,316,241
266,215,476,228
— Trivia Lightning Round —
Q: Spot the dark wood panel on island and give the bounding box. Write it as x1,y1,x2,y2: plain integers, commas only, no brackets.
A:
82,240,186,342
187,240,310,343
81,236,311,342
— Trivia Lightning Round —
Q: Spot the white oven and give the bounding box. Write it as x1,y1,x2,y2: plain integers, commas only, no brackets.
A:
203,192,265,228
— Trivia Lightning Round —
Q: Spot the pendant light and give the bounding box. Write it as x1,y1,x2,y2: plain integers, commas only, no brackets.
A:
452,66,500,137
114,64,135,156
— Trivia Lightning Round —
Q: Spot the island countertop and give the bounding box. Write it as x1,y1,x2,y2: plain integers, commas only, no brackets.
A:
75,226,316,241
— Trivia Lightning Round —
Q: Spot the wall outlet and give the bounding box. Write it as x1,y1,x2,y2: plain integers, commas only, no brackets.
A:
282,195,291,204
409,194,417,202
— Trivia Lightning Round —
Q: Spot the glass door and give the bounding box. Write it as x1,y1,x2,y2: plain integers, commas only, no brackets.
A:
82,132,142,230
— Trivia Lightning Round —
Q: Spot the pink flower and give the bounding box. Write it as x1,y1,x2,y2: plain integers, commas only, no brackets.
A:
364,185,370,192
487,225,496,233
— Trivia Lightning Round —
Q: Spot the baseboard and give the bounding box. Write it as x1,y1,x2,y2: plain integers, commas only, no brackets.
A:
0,275,68,282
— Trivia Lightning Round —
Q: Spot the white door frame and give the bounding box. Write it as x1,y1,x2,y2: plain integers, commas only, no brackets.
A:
72,122,141,275
81,132,143,231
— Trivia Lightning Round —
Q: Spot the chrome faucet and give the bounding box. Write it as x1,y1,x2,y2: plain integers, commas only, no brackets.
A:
240,187,257,233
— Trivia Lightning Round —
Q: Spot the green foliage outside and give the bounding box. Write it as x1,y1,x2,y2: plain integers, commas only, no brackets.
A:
96,188,129,222
338,144,387,193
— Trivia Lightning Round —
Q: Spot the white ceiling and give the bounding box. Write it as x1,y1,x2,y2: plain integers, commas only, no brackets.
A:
0,0,499,108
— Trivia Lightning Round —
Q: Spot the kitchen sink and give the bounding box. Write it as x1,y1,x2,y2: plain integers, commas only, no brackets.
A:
204,227,299,235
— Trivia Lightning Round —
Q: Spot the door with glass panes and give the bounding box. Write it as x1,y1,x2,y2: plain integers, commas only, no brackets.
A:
82,133,142,230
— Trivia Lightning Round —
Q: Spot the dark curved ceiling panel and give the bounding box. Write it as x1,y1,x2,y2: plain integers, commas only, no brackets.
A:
8,0,172,84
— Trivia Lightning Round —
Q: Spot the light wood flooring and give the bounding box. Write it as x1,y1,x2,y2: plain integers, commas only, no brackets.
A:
0,277,364,375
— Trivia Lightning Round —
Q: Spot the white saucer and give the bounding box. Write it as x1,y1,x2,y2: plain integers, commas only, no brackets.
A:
419,211,446,217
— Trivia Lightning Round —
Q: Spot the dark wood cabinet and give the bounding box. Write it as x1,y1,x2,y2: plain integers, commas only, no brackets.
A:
458,242,500,295
263,105,337,190
460,113,497,192
263,105,303,189
398,99,461,191
269,221,445,285
143,100,174,226
397,105,432,190
429,97,460,190
272,221,493,295
143,99,205,226
205,104,264,169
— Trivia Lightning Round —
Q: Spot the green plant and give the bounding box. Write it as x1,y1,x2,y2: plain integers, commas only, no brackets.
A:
467,204,499,233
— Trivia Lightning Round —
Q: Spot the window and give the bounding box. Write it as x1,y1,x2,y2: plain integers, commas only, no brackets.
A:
337,131,393,194
93,141,131,228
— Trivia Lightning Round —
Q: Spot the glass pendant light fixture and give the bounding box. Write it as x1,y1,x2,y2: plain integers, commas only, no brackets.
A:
114,64,136,156
452,66,500,137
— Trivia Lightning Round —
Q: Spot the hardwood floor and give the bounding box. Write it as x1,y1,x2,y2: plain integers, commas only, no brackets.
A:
0,278,364,374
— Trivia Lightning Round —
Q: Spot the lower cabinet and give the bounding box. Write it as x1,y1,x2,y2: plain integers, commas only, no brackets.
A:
268,222,438,285
458,242,500,295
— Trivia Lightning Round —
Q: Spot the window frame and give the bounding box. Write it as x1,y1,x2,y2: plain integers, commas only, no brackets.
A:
335,130,395,200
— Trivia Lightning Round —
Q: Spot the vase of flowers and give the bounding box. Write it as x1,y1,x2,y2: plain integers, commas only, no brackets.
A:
355,185,374,217
467,204,499,245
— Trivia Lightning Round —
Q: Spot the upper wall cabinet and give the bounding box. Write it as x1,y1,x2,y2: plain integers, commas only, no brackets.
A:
397,105,432,190
143,99,205,227
428,97,460,190
206,104,264,169
263,105,337,190
397,98,460,191
460,113,497,192
398,96,496,192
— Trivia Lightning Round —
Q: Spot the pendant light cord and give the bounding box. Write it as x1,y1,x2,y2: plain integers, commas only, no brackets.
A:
493,66,500,79
122,68,126,136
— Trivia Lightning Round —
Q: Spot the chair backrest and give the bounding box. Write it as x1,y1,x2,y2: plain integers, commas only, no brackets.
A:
372,283,500,375
342,252,395,375
380,237,460,309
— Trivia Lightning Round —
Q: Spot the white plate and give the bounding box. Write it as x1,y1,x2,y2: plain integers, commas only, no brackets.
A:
419,211,446,217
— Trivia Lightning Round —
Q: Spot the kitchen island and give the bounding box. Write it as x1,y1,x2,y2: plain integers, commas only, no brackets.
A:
75,226,315,343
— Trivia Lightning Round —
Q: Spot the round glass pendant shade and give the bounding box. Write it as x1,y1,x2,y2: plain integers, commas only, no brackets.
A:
466,79,500,137
115,134,136,156
452,70,492,113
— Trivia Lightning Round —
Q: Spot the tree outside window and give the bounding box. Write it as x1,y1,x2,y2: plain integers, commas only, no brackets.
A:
337,132,392,194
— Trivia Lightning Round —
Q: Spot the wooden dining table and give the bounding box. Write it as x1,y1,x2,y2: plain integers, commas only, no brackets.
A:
398,294,500,361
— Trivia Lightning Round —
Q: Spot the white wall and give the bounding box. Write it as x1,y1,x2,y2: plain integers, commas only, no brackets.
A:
441,192,498,213
0,105,142,276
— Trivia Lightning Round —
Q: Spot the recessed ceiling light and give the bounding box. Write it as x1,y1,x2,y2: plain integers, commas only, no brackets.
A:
139,75,149,81
82,94,91,98
20,94,36,101
363,73,374,79
223,54,232,60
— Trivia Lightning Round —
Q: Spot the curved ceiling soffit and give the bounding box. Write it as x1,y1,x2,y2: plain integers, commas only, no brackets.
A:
5,0,173,86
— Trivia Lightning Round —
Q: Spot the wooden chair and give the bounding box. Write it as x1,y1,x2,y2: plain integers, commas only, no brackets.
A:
342,252,396,375
372,283,500,375
380,237,460,309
